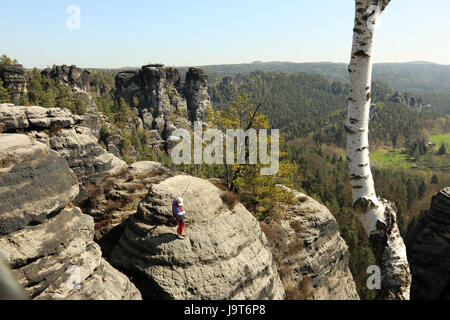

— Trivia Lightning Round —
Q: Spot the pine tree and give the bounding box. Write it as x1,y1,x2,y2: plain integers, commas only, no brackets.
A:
438,143,447,155
0,78,10,103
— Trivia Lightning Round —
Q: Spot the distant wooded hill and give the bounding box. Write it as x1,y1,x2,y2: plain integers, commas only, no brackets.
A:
180,61,450,93
178,61,450,115
209,71,442,147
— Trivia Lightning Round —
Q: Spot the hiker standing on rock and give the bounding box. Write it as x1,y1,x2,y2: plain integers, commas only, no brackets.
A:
172,197,185,239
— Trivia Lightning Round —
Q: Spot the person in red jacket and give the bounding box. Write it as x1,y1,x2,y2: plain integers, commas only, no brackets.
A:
172,196,185,239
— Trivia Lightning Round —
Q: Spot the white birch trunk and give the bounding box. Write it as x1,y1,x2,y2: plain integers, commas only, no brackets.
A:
347,0,411,300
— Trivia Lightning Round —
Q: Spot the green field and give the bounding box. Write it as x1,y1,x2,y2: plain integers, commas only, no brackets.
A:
371,149,414,168
430,134,450,148
370,133,450,170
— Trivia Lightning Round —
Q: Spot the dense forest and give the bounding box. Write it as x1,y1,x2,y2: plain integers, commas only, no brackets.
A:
181,61,450,114
209,71,448,148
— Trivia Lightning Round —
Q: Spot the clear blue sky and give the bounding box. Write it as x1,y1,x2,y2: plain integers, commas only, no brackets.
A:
1,0,449,68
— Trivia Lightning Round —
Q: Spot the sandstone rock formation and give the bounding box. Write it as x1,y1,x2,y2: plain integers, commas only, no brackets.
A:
0,103,127,203
389,91,433,112
184,67,211,123
261,186,360,300
407,188,450,300
0,64,28,103
41,65,91,93
0,133,141,300
115,65,211,149
0,134,79,235
110,175,285,300
89,161,173,257
41,65,101,137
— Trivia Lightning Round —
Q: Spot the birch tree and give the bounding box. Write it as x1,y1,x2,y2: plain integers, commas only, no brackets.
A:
346,0,411,300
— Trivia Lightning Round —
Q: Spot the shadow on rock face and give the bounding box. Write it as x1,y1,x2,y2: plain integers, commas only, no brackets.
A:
147,233,179,247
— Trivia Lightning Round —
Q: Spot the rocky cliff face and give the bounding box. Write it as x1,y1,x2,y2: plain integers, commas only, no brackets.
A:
41,65,91,93
41,65,101,137
389,91,433,112
110,175,285,300
0,134,79,235
260,186,359,300
0,103,127,204
0,64,28,103
184,67,211,123
0,134,141,300
115,65,211,149
407,188,450,300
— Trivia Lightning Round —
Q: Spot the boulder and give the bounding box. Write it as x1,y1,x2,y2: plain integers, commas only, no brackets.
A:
110,175,285,300
142,110,153,130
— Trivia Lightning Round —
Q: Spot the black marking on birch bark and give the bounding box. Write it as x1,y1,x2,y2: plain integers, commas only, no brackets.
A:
350,174,370,181
352,185,364,189
356,146,368,152
367,92,371,101
347,156,352,162
359,163,369,167
348,97,356,102
345,125,356,134
349,118,359,124
353,28,364,35
354,50,371,58
366,86,370,91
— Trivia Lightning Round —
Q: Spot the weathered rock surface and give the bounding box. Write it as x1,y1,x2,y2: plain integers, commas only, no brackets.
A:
115,64,211,149
0,104,82,132
110,175,285,300
46,126,127,186
0,104,127,198
261,186,359,300
0,134,79,235
0,64,28,103
88,161,173,257
407,188,450,300
0,134,141,300
41,65,91,93
184,67,211,123
41,65,101,136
